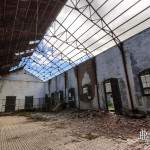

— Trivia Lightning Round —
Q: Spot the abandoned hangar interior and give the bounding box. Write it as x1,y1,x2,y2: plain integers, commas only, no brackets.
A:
0,0,150,115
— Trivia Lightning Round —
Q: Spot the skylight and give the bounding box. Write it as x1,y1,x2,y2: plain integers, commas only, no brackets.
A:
21,0,150,81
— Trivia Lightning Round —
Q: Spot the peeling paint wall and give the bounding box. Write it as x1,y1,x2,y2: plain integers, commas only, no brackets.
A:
77,59,98,110
96,47,130,112
56,73,66,100
124,28,150,113
49,77,57,95
47,28,150,114
49,73,66,102
66,68,79,107
0,70,46,112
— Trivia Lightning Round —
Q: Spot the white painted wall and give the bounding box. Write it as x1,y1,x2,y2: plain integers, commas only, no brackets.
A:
0,70,46,112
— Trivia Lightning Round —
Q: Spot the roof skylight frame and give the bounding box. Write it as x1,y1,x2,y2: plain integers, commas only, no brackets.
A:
21,0,150,81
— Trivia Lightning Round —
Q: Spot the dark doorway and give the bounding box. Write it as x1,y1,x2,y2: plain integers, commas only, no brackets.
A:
25,96,33,110
45,94,50,111
58,91,64,103
5,96,16,112
51,93,55,106
68,88,76,107
104,78,122,114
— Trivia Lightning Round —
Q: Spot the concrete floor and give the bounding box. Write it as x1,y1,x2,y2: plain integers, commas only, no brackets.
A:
0,111,150,150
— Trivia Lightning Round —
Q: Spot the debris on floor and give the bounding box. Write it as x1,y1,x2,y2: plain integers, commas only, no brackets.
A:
0,110,150,150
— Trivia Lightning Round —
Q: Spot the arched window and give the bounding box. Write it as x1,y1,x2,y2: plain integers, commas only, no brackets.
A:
139,69,150,96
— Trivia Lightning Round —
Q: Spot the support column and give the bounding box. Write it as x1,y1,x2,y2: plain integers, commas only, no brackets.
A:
119,43,134,112
93,58,101,110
